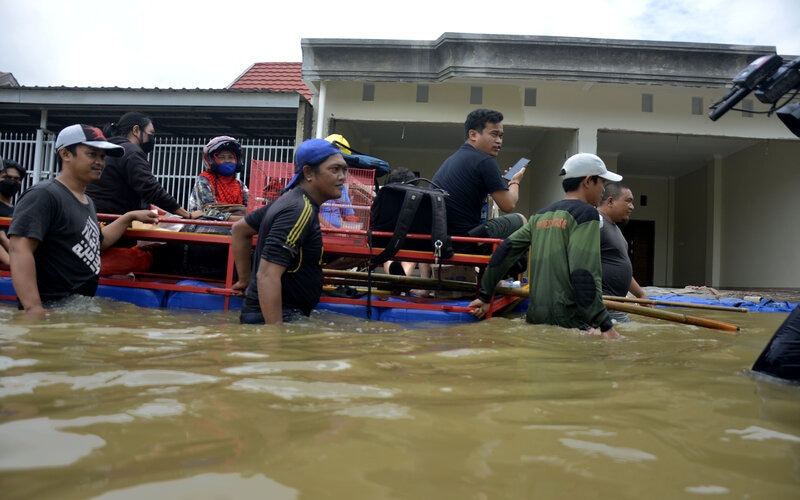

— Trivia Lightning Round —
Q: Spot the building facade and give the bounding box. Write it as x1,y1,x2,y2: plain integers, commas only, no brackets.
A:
300,33,800,290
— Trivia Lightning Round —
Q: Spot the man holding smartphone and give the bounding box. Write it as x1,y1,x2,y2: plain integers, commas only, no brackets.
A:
432,109,528,252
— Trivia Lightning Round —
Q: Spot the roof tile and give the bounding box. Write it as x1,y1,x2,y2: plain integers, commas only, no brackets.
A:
228,62,310,100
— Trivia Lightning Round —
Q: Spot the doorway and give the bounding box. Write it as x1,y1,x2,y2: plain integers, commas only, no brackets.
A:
621,220,655,286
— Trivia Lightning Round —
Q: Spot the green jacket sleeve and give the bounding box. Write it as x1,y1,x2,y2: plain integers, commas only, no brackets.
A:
477,223,532,303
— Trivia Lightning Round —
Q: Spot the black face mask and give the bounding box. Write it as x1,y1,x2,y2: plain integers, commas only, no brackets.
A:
139,132,156,154
0,179,20,198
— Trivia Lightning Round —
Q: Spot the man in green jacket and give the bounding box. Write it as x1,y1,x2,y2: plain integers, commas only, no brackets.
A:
469,153,622,339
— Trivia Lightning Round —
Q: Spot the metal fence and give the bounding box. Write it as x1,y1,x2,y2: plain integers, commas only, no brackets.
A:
0,133,295,209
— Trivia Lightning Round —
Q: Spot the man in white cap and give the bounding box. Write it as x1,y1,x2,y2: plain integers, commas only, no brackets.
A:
232,138,347,324
469,153,622,339
8,124,158,316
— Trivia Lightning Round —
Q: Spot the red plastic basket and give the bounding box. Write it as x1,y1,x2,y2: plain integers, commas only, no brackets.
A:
247,160,295,213
246,159,375,231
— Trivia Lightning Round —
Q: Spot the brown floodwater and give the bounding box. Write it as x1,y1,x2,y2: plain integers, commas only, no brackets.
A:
0,297,798,499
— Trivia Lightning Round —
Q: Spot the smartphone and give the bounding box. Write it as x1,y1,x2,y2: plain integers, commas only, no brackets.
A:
503,157,529,181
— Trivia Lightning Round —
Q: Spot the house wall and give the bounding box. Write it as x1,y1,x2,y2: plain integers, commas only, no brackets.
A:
672,167,711,287
719,140,800,288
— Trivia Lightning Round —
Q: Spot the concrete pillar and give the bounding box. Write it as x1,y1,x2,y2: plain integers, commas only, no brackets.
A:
314,82,327,139
708,154,723,288
32,110,48,185
577,126,598,155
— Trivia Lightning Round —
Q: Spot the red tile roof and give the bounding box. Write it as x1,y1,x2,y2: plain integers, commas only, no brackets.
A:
228,62,310,101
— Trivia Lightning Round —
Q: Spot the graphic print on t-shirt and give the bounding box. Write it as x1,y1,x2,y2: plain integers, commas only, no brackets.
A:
72,217,101,275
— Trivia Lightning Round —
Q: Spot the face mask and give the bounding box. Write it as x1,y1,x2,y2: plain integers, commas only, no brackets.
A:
0,178,20,198
139,132,155,154
215,162,238,177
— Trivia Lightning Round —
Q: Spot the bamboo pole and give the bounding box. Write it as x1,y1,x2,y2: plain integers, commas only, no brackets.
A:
323,269,478,292
602,300,739,332
602,295,749,313
322,270,741,331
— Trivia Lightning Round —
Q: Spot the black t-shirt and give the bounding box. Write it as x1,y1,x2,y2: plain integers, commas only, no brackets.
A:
242,187,323,316
86,137,182,214
0,203,12,237
431,143,508,235
9,179,102,302
0,203,13,218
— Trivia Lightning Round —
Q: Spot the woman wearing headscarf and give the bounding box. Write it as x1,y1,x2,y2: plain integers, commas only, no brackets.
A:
187,135,248,222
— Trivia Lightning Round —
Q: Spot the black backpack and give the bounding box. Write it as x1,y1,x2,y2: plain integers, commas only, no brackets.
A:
368,178,454,267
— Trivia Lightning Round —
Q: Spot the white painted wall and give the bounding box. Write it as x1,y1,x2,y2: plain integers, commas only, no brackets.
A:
673,167,711,287
719,140,800,288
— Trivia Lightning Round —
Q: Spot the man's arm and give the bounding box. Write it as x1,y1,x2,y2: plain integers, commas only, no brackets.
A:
231,217,258,291
125,150,186,215
489,167,525,213
100,210,159,250
9,235,45,316
257,259,287,324
469,224,531,318
629,277,648,300
490,185,520,213
0,232,9,265
628,276,653,308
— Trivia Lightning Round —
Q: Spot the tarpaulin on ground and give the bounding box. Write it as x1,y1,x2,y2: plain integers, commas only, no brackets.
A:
649,294,798,313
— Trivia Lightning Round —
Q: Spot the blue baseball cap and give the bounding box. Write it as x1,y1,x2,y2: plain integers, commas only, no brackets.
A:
286,138,342,189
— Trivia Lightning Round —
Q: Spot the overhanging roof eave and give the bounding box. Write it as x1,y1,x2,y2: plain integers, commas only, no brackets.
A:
301,33,779,89
0,87,302,109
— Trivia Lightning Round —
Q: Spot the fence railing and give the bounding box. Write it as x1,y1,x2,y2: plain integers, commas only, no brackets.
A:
0,133,295,209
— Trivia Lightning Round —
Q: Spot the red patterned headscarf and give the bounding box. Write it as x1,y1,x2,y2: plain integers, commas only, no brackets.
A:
199,171,243,205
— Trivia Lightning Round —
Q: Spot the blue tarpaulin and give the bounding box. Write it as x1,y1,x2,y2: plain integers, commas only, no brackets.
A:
649,294,798,313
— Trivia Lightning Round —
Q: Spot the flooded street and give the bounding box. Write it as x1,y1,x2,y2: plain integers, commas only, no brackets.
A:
1,297,799,499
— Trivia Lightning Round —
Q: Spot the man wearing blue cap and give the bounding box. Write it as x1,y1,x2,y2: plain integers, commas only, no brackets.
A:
8,124,158,316
232,138,347,324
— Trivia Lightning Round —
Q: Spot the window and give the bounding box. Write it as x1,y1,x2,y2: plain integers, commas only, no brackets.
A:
642,93,653,113
362,83,375,102
416,84,429,103
691,97,703,115
470,86,483,105
525,88,537,107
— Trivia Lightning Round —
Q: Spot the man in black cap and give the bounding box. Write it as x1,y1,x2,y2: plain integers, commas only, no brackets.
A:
232,138,347,324
8,124,158,316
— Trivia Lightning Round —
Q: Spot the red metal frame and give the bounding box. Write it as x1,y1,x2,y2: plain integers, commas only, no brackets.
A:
0,203,520,320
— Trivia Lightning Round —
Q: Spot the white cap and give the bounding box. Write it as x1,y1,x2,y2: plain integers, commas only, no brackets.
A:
55,124,124,157
559,153,622,181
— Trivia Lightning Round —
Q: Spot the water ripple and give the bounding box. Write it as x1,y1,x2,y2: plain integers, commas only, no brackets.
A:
229,376,397,400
